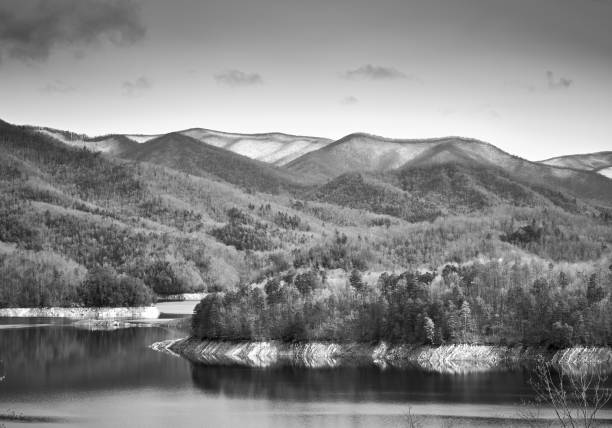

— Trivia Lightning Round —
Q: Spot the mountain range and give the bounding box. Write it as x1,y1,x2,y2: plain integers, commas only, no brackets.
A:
35,126,331,165
1,117,611,303
30,124,612,208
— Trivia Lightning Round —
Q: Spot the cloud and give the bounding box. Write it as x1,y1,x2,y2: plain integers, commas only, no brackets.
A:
0,0,145,63
341,96,358,105
40,80,75,94
122,76,151,96
341,64,410,81
505,73,572,94
214,69,263,87
546,71,572,90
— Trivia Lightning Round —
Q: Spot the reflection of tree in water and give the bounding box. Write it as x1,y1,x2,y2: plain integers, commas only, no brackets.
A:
188,363,534,404
0,326,190,393
1,326,147,368
1,358,5,428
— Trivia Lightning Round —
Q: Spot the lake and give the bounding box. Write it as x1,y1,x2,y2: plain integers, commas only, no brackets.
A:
1,315,611,428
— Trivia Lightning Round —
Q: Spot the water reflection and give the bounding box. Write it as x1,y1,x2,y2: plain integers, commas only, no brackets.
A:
2,322,612,427
189,362,534,404
0,324,191,396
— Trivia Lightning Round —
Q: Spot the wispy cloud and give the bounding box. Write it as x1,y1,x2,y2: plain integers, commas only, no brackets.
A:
340,96,359,105
122,76,151,96
546,71,572,90
505,71,573,94
40,80,75,95
214,69,263,87
341,64,411,81
0,0,145,64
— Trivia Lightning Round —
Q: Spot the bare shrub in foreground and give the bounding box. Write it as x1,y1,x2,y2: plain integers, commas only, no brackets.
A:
527,357,612,428
404,408,422,428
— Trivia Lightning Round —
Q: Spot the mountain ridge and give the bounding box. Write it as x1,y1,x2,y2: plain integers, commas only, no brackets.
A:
117,132,314,193
1,117,612,310
32,125,332,166
14,119,612,206
286,133,612,206
539,151,612,177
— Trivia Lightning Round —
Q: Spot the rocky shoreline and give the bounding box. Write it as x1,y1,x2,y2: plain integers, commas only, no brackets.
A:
151,337,612,373
155,293,207,302
0,306,160,319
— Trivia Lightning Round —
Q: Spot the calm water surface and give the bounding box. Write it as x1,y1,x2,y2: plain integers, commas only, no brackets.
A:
0,316,609,428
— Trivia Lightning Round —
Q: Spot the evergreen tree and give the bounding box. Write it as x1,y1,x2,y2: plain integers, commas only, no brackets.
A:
423,316,435,344
587,274,605,305
459,300,473,342
349,268,365,291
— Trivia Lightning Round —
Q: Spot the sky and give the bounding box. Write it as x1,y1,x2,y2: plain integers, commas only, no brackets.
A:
0,0,611,161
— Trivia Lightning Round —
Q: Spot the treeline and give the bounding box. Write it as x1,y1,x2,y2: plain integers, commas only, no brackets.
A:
0,247,214,307
0,251,153,308
0,195,216,296
192,259,612,348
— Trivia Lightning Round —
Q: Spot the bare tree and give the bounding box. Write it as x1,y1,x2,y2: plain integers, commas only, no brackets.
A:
528,357,612,428
404,408,422,428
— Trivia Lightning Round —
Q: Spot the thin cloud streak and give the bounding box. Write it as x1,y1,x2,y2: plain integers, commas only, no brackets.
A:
40,80,76,95
504,71,573,94
341,64,410,81
214,70,263,87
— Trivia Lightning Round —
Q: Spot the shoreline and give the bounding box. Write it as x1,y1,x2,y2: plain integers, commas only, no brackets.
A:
155,293,207,302
153,337,612,373
0,306,160,319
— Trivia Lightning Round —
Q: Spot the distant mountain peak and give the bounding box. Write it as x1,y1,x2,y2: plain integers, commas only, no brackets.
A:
26,123,333,166
286,131,612,205
539,151,612,177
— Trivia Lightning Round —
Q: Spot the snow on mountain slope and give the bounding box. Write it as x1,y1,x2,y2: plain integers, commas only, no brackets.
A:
35,128,134,155
179,128,331,165
286,133,530,181
287,133,612,204
287,133,587,180
599,166,612,179
119,132,312,192
35,127,331,165
124,134,160,143
37,128,90,147
540,152,612,172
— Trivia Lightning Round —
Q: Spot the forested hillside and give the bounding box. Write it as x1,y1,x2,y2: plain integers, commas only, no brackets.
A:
2,118,612,348
118,132,315,193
